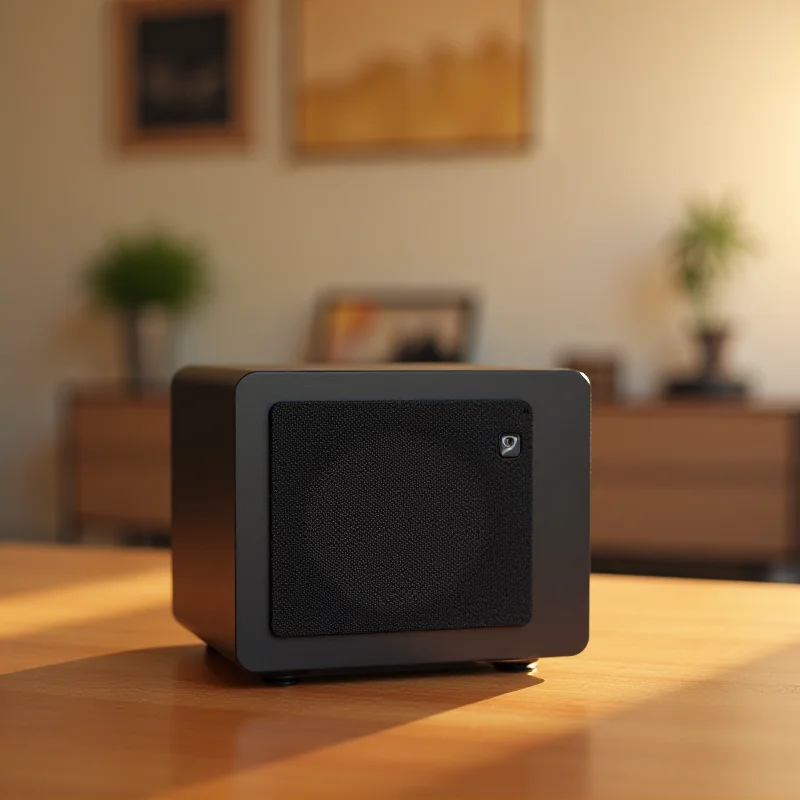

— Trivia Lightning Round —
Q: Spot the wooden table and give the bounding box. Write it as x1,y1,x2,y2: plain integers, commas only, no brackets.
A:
1,546,799,799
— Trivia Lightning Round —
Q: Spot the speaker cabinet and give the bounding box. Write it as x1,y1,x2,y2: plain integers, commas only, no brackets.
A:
171,366,590,682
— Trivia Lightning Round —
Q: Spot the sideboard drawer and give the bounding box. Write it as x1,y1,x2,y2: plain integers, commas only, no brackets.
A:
593,413,793,469
64,390,171,536
593,481,792,560
591,405,799,563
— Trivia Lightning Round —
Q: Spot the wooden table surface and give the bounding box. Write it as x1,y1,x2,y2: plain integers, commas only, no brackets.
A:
1,545,799,799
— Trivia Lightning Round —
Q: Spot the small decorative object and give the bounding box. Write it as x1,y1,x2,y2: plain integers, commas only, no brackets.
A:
84,229,209,391
113,0,249,151
664,195,758,400
308,291,476,363
560,354,619,404
292,0,532,156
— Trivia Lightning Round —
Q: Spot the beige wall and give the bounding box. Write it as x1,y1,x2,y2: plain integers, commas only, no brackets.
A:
3,0,800,538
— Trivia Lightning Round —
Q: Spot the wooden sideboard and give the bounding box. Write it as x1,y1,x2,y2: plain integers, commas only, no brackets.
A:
592,403,800,564
60,391,800,565
61,390,170,540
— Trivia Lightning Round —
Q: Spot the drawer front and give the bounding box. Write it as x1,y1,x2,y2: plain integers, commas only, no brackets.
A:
73,401,170,451
592,482,792,560
75,454,171,526
593,414,794,469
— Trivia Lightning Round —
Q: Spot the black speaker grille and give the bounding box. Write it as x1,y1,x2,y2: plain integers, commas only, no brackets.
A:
269,400,532,638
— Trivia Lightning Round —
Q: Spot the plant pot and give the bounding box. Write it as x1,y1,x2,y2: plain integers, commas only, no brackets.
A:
664,326,748,400
140,307,173,385
121,308,173,393
696,327,729,382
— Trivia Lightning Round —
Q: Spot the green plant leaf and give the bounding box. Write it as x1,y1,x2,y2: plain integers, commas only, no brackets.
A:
669,193,758,316
85,229,209,312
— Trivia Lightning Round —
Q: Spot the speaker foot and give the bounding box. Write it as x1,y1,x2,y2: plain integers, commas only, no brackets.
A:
492,660,537,673
262,675,299,687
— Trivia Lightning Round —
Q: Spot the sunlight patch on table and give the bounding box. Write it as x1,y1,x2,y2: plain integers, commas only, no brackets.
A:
0,567,171,639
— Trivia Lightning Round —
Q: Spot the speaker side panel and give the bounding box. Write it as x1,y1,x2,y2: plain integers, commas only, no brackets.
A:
171,367,243,660
530,369,591,656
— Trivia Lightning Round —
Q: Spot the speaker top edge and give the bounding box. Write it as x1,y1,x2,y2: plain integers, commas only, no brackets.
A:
175,364,580,377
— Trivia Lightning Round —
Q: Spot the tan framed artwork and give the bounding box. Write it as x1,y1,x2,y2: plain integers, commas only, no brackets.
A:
113,0,250,152
291,0,533,156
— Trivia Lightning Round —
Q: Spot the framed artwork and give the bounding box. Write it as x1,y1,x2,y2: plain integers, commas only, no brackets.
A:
113,0,250,151
308,291,477,364
291,0,532,156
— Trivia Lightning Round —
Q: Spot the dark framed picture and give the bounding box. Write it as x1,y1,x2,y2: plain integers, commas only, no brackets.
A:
113,0,250,151
290,0,534,157
308,291,477,364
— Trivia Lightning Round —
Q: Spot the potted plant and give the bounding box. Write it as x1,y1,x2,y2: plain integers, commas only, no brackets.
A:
667,195,757,397
85,229,208,392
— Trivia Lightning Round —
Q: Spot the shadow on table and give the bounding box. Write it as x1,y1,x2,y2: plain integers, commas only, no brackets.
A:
0,641,540,799
410,642,800,799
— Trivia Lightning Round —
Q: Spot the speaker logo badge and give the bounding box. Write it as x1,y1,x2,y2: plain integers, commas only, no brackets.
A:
500,434,521,458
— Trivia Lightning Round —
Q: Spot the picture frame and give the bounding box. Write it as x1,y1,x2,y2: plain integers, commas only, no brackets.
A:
308,291,478,364
113,0,250,152
289,0,533,157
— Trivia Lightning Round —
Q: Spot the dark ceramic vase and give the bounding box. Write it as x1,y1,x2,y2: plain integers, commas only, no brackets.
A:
696,328,729,382
664,326,747,400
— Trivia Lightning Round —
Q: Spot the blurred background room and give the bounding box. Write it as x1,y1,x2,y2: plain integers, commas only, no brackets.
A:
1,0,799,583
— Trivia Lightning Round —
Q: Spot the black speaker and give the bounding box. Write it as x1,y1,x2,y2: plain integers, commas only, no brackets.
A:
171,366,590,683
